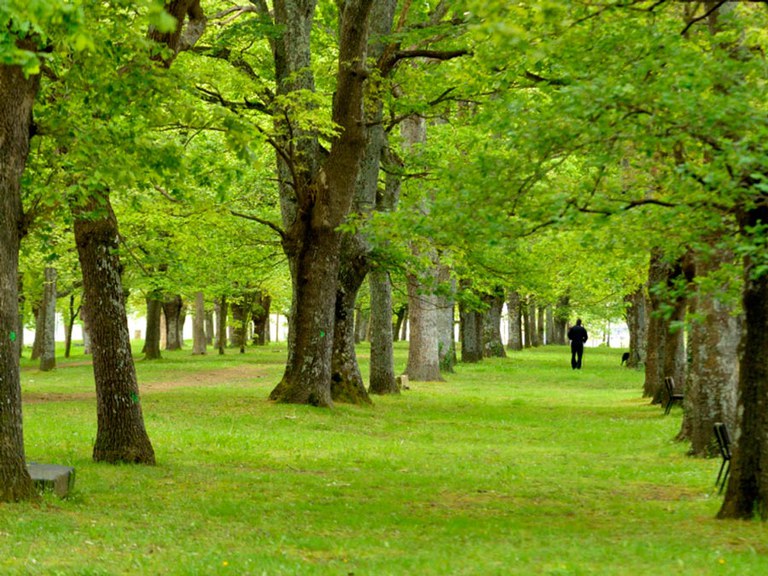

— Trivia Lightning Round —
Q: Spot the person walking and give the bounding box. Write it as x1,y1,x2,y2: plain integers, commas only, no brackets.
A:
567,318,588,369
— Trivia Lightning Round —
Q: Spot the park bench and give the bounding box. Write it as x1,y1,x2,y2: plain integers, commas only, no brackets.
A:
663,376,684,415
713,422,732,494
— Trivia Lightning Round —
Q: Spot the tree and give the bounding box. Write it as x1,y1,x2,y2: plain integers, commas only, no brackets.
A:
0,34,40,502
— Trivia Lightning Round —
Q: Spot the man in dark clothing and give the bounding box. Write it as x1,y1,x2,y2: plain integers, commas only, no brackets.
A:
567,319,588,369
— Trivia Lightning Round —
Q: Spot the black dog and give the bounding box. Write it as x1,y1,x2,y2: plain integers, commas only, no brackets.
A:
621,352,630,366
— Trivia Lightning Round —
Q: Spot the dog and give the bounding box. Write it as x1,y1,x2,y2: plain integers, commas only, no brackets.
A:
621,352,630,366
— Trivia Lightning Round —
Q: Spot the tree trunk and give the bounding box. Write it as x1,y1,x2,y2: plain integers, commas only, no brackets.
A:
718,201,768,519
393,305,407,342
482,287,506,358
144,294,163,360
163,295,183,351
81,299,92,355
644,249,671,401
683,245,740,454
369,268,398,394
65,293,79,359
251,292,270,345
30,303,41,360
537,305,546,346
331,234,371,404
205,310,214,345
506,290,523,351
73,194,155,464
268,0,375,406
522,296,533,348
39,266,57,372
545,306,555,346
217,296,227,355
460,304,483,363
405,271,443,381
192,291,207,355
230,296,248,352
437,268,456,372
0,59,38,502
553,294,570,345
624,285,648,368
528,296,539,347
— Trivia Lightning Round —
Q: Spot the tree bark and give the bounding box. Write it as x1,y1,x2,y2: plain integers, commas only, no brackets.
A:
268,0,376,406
682,245,740,454
718,200,768,519
369,268,398,394
144,294,163,360
624,285,647,368
537,305,546,346
163,295,183,351
39,266,57,372
506,290,523,351
331,235,371,404
460,304,483,363
393,305,407,342
482,287,507,358
251,292,270,345
0,59,38,501
73,194,155,464
217,295,227,355
553,294,570,345
405,270,443,381
192,291,207,355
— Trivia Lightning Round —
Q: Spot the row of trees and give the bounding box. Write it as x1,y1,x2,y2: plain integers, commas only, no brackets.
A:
3,1,768,520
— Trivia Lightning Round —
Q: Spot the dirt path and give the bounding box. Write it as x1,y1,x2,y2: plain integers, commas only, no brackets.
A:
23,364,272,404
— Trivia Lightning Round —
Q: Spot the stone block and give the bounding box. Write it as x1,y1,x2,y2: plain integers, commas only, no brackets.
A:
27,463,76,499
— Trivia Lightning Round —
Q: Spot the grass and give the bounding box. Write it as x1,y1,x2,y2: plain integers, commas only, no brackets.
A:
3,343,768,575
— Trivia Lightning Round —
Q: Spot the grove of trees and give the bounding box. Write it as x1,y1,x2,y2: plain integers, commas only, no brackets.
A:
3,0,768,520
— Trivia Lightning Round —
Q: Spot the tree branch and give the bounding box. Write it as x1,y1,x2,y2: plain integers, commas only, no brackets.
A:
681,1,728,36
230,210,286,240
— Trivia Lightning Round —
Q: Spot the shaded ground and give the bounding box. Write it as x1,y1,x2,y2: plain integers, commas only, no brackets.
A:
22,364,270,404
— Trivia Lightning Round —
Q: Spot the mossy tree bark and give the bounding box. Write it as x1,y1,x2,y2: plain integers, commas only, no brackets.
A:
0,59,39,502
74,195,155,465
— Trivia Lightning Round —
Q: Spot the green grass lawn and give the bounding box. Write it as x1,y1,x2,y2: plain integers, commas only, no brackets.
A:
3,343,767,575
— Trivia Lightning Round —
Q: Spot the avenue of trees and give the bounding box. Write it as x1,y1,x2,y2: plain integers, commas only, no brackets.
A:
3,1,768,520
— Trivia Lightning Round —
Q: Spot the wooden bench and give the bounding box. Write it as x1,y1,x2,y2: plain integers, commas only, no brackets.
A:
713,422,732,494
663,376,684,415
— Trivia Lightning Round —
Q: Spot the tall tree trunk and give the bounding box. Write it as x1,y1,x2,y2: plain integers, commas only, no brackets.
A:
437,267,456,372
205,310,214,345
624,285,647,368
460,304,483,363
528,296,539,347
537,305,546,346
217,296,227,355
73,194,155,464
230,296,248,351
369,269,398,394
405,271,443,381
393,305,407,341
143,294,163,360
644,249,670,400
522,296,532,348
81,299,92,355
192,291,207,355
39,266,57,372
331,235,371,404
718,200,768,519
0,58,38,501
268,0,375,406
65,293,80,359
30,304,41,360
482,287,506,358
251,292,270,345
163,295,183,351
545,306,555,346
506,290,523,351
553,294,570,345
682,245,740,454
